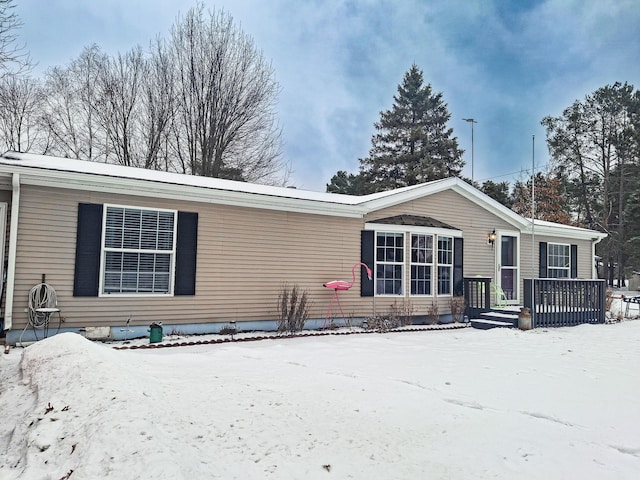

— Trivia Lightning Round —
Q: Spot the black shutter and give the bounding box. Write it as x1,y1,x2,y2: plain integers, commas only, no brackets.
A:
174,211,198,296
453,237,464,296
570,244,578,278
360,230,374,297
73,203,103,296
539,242,548,278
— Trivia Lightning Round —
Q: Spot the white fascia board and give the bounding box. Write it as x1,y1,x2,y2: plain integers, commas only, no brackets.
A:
448,181,529,230
361,177,529,230
447,182,606,241
8,168,367,218
364,222,463,237
524,221,608,241
359,178,455,212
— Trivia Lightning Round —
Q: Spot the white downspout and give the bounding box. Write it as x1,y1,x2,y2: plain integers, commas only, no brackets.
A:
593,236,604,279
4,173,20,331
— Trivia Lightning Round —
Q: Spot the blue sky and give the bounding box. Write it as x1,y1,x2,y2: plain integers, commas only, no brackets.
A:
15,0,640,192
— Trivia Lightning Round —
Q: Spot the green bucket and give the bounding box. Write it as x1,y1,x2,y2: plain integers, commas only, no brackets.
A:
149,323,163,343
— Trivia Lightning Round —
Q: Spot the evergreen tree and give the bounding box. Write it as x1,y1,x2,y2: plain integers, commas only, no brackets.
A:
542,82,640,283
333,64,463,194
326,170,367,195
625,174,640,273
480,180,512,208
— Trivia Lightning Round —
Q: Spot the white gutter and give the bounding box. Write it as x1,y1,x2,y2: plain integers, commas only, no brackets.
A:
4,173,20,331
4,168,367,219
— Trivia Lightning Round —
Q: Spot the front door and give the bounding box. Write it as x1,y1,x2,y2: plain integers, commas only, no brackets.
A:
497,232,519,303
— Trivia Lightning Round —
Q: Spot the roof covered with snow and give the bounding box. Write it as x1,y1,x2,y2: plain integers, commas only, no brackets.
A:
0,151,418,205
0,151,606,240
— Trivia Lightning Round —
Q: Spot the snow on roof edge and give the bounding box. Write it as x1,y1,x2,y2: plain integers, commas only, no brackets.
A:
0,151,457,208
0,151,366,205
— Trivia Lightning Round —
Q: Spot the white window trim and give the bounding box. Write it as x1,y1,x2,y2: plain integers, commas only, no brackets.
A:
547,242,571,278
437,235,454,296
495,229,521,304
98,203,178,297
367,224,460,298
410,233,433,296
374,231,405,297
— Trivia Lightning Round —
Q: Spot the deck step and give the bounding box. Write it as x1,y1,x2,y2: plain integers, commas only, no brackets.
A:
479,311,517,326
481,311,518,320
471,319,515,330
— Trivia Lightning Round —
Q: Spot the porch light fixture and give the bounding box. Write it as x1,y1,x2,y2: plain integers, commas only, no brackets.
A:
487,229,496,246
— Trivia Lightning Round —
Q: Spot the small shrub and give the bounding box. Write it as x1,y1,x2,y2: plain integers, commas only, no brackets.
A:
277,284,311,334
389,299,414,327
365,314,392,332
219,325,237,335
427,301,440,325
605,288,614,312
449,296,466,322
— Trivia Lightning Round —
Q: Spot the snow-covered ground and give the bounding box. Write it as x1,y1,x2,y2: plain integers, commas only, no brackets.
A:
1,302,639,479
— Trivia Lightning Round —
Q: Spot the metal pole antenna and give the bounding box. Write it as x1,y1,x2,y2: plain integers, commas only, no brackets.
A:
463,118,477,181
531,134,535,327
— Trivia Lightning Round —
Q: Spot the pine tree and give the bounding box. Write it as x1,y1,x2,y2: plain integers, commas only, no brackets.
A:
326,170,367,195
359,64,464,193
542,82,640,283
480,180,512,208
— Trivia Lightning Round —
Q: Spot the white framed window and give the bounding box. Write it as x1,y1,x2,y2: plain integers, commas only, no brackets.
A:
411,234,433,295
101,205,177,295
375,232,404,295
366,223,461,298
437,236,453,295
547,242,570,278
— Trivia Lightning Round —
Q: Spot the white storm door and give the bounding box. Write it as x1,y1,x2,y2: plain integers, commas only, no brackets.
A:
497,232,519,303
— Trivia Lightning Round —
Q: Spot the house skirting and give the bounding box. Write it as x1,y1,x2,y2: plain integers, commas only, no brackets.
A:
6,314,457,345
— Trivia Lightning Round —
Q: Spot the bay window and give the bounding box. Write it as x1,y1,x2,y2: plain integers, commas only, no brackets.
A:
370,229,458,297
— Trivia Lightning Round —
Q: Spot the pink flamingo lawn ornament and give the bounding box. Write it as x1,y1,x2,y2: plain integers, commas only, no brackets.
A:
323,262,372,328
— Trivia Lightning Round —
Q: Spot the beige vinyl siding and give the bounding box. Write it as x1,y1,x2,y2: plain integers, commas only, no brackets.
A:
7,183,600,331
10,185,379,330
366,188,514,274
364,190,598,312
519,235,594,278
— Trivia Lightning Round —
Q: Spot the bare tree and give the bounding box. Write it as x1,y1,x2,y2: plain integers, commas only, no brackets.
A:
0,74,45,151
41,45,107,161
35,5,284,184
142,40,176,171
94,47,145,167
165,5,283,182
0,0,31,77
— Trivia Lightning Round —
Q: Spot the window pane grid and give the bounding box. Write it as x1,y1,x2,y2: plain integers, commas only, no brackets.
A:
437,236,453,295
103,206,175,294
548,243,570,278
375,232,404,295
372,231,456,297
438,265,452,295
411,234,433,295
